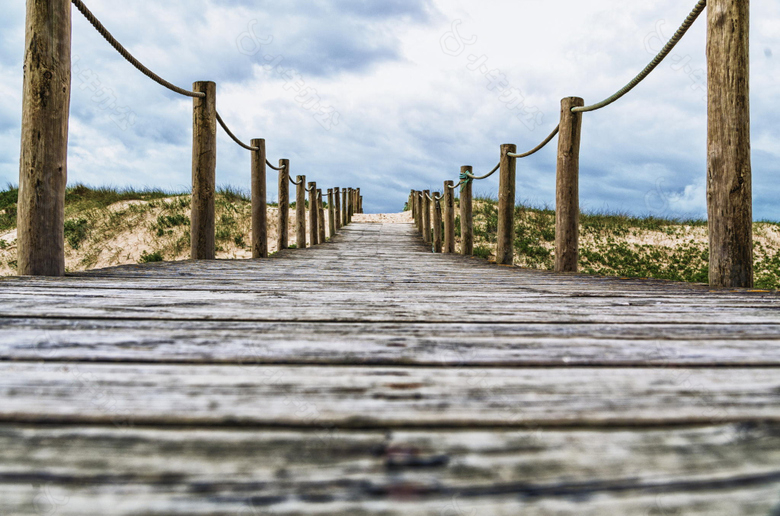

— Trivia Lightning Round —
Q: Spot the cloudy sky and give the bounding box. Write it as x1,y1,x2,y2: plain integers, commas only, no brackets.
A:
1,0,778,218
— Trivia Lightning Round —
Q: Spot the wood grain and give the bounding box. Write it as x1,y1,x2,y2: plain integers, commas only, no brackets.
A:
17,0,71,276
190,81,217,260
4,220,779,514
496,144,517,265
251,140,268,258
555,97,584,273
460,167,474,256
707,0,753,288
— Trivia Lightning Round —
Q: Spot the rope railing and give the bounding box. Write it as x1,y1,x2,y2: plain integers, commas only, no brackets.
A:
71,0,203,99
41,0,351,268
409,0,752,289
573,0,707,113
508,124,560,158
216,111,258,152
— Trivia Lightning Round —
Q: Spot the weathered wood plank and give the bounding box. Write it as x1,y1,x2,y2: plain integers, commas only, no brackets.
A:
1,363,779,427
0,424,778,515
3,318,780,366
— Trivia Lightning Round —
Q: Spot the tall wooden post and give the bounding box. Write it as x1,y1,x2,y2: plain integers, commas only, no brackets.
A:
277,159,290,251
433,194,443,253
416,192,423,234
443,181,455,253
296,175,306,249
356,188,361,213
251,140,268,258
308,182,318,245
317,189,326,243
191,81,217,260
707,0,753,288
328,189,336,238
460,166,474,256
17,0,71,276
334,187,342,231
342,188,348,226
496,144,517,265
555,97,584,273
422,190,432,244
410,191,416,218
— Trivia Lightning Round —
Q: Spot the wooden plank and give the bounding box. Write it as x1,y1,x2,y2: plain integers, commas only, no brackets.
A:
0,423,778,515
1,363,779,427
3,318,780,366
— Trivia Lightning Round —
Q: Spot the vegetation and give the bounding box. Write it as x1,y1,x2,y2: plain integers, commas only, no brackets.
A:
0,184,259,275
461,196,780,290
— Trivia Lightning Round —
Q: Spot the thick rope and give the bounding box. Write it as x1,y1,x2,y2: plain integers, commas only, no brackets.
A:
216,112,258,152
466,163,500,181
573,0,707,113
508,125,560,158
290,176,303,186
71,0,204,99
266,161,286,171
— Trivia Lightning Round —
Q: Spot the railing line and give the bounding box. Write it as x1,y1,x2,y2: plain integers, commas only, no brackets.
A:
71,0,204,98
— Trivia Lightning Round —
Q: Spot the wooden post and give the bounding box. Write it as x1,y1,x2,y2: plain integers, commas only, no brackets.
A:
317,189,326,243
251,140,269,258
460,166,474,256
496,144,517,265
344,188,349,224
277,159,290,251
422,190,432,244
296,175,306,249
328,189,336,239
414,191,423,236
356,188,361,214
17,0,71,276
191,81,217,260
555,97,584,273
347,188,354,223
443,181,455,253
433,194,443,253
707,0,753,288
334,187,342,231
308,182,318,245
410,191,416,219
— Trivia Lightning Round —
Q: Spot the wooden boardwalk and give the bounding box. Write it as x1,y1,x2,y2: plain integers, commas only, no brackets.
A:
1,221,780,515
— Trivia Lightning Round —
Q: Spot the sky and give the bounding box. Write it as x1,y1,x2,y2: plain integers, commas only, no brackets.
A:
0,0,778,218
